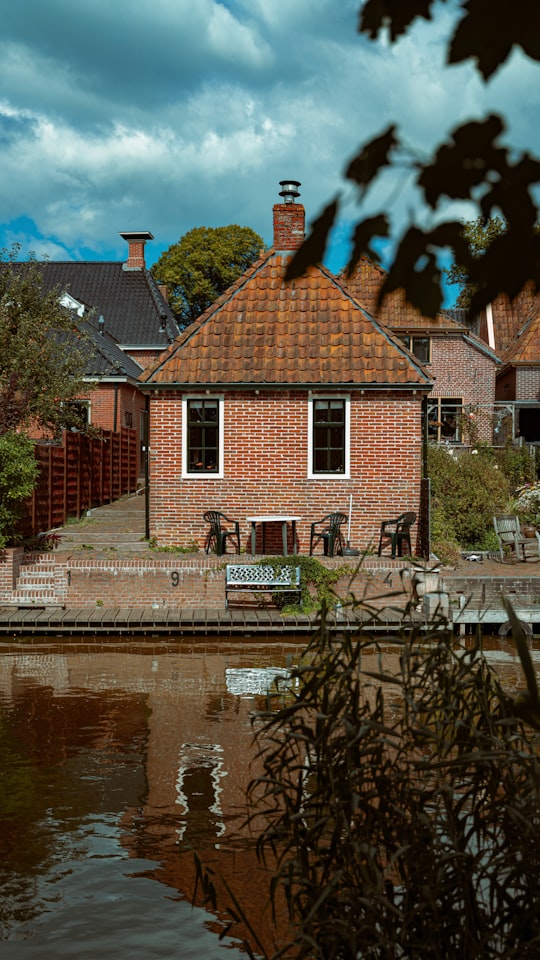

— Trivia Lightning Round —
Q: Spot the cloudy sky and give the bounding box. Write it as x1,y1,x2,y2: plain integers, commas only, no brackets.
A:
1,0,539,304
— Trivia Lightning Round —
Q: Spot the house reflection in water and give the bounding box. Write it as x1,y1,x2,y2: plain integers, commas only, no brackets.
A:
0,644,299,954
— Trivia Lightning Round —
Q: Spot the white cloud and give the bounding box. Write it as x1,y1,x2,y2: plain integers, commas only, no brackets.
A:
0,0,538,285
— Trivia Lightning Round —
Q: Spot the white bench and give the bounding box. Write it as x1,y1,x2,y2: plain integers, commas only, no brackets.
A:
225,564,302,609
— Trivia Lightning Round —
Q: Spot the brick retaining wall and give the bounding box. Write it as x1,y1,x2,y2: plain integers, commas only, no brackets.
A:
1,553,412,610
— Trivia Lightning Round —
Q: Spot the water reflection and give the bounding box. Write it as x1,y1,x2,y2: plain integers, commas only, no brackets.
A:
0,638,535,958
0,642,302,958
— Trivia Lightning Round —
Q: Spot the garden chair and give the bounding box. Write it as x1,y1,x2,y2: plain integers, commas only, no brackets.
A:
309,512,348,557
203,511,241,556
493,514,540,562
377,512,416,558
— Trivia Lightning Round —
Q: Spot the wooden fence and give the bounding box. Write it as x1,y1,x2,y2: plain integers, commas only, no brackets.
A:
22,428,138,536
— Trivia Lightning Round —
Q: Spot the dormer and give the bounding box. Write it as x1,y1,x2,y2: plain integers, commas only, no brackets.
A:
60,292,85,316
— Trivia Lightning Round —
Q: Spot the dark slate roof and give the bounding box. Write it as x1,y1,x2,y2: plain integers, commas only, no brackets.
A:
78,318,144,379
36,261,180,348
141,250,432,389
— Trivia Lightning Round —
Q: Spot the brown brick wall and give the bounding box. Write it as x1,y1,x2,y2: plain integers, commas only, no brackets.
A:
147,389,425,553
429,337,496,441
516,367,540,401
0,549,24,599
4,555,412,609
85,384,145,474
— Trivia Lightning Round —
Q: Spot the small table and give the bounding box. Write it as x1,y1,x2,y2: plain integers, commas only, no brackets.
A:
246,516,301,556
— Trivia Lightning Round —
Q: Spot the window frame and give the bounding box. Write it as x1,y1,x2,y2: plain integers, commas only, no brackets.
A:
308,395,350,479
400,335,431,363
428,397,463,443
182,395,224,479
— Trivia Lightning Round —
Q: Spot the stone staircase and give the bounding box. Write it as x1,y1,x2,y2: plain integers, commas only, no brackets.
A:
11,556,69,607
6,494,148,608
52,493,150,557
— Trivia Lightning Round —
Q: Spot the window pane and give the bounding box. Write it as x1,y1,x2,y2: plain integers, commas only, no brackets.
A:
187,400,219,472
412,338,430,363
312,399,345,473
428,398,462,442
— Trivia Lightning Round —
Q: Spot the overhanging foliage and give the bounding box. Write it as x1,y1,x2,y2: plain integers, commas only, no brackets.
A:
286,1,540,319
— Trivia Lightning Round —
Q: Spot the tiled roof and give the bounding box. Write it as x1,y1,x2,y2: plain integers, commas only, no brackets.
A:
499,311,540,366
479,283,540,355
79,318,143,379
35,261,180,348
141,251,431,388
340,257,467,332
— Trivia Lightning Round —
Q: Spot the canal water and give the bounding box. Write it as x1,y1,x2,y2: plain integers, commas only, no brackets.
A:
0,638,536,958
0,640,303,959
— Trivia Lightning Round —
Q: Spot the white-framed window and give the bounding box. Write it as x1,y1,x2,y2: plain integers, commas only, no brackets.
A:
182,395,224,478
308,395,350,478
428,397,463,443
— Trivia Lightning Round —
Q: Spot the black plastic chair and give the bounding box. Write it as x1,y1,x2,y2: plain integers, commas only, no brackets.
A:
309,512,348,557
203,511,241,556
377,512,416,558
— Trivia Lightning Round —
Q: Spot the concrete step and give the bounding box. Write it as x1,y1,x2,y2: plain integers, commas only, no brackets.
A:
58,534,145,545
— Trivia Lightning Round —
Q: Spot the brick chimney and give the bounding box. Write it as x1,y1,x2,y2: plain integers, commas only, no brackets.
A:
120,231,154,270
273,180,304,251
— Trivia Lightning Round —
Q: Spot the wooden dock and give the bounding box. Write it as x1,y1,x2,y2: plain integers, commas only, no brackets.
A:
0,604,426,639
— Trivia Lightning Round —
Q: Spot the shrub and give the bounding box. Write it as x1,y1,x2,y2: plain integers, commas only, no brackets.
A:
256,555,353,612
0,432,38,548
512,481,540,527
216,604,540,958
428,445,510,548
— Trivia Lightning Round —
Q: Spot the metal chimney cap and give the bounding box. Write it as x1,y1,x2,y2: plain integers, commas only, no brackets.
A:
119,231,154,242
279,180,301,203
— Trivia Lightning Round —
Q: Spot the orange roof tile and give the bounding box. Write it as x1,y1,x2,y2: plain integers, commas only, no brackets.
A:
481,283,540,354
500,310,540,366
341,257,467,333
141,252,431,389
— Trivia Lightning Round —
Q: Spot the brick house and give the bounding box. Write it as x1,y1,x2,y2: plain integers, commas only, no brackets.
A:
475,286,540,443
34,232,180,470
342,258,500,445
140,184,432,556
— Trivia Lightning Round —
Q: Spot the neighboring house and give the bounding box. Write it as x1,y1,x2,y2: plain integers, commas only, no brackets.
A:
342,258,500,445
73,312,148,435
33,231,180,471
475,286,540,444
139,184,432,555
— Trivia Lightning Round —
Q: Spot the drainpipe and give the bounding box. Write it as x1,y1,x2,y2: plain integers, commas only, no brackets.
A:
422,395,430,559
113,383,118,432
422,395,429,479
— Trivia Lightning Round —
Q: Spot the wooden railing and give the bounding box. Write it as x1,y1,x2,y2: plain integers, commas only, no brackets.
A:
21,428,138,535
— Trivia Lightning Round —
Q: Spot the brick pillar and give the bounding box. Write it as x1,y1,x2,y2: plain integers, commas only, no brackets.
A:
0,547,24,601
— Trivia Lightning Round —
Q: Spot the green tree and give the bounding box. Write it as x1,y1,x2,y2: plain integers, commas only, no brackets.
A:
0,245,90,437
152,225,265,324
0,432,39,547
446,217,507,306
1,245,93,543
287,1,540,319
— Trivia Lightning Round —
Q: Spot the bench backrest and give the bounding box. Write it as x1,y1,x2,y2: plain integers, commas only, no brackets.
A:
226,564,300,586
